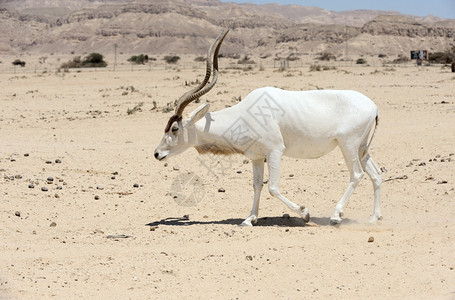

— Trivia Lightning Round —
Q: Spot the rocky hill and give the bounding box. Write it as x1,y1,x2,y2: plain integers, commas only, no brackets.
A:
0,0,454,59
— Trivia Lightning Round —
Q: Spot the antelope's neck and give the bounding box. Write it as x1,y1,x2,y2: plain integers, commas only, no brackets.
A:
192,114,243,155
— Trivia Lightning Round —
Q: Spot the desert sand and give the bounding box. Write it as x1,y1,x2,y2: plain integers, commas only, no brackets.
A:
0,61,454,299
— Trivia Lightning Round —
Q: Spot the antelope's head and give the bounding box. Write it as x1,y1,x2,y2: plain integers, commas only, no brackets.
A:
154,29,228,161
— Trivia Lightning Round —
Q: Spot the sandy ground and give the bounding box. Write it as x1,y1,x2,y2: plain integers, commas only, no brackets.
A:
0,62,454,299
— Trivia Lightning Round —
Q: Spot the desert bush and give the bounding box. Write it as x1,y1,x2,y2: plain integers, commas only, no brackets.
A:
164,56,180,64
392,54,410,64
317,52,336,61
194,56,206,62
237,55,255,65
12,59,26,67
356,58,367,65
429,47,454,64
83,53,107,67
128,54,149,64
310,65,322,72
60,53,107,69
127,102,143,115
219,53,240,59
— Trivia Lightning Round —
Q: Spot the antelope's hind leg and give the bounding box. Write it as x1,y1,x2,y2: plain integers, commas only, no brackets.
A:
330,143,365,225
362,154,383,223
240,159,264,226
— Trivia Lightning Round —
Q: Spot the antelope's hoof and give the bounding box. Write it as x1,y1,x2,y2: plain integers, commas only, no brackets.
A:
369,215,383,224
299,206,310,223
240,216,257,227
330,216,342,226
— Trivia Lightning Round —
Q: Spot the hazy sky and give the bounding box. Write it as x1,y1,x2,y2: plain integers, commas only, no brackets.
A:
222,0,455,19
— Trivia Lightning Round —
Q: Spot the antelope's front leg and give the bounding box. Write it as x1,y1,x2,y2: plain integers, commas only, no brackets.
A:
267,150,310,223
240,159,264,226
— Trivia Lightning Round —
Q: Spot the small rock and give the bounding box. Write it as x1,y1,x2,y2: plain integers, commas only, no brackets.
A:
282,213,290,219
112,171,119,175
289,174,294,177
111,176,116,180
236,170,242,174
182,214,190,220
14,174,22,179
218,188,225,192
173,166,180,171
28,184,35,189
133,183,139,188
47,177,54,182
164,162,168,167
437,180,448,184
149,226,158,231
368,236,374,243
97,185,104,190
54,194,60,198
56,186,62,190
245,255,253,261
24,153,29,157
50,222,57,227
55,159,62,164
243,159,249,164
94,195,100,200
45,160,52,164
41,186,48,192
15,211,21,217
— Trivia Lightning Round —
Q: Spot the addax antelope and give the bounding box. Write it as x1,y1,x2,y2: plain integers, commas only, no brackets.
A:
154,29,382,226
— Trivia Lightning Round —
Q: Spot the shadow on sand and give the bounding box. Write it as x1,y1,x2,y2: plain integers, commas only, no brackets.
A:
146,215,358,228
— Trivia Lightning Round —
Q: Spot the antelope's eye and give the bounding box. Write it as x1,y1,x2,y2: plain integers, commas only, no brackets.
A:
171,126,179,133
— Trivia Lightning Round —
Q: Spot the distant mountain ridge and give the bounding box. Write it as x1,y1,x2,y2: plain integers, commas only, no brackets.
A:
0,0,454,58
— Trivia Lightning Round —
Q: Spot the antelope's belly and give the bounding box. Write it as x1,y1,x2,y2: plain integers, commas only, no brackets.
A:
283,137,338,159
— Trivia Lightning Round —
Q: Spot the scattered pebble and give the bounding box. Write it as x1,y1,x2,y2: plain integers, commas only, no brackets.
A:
41,186,48,192
437,180,448,184
24,153,29,157
236,170,242,174
243,159,249,164
289,174,294,177
173,166,180,171
55,159,62,164
218,188,225,192
47,177,54,182
28,184,35,189
149,226,158,231
282,213,290,219
133,183,139,188
45,160,52,164
56,186,62,190
164,162,168,167
368,236,374,243
54,194,60,198
50,222,57,227
94,195,100,200
97,185,104,190
14,211,21,217
245,255,253,261
106,234,131,239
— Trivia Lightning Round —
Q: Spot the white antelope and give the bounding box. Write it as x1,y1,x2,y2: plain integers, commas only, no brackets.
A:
154,29,382,226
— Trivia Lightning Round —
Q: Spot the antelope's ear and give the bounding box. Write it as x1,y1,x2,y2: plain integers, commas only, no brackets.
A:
188,103,210,125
